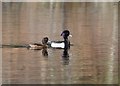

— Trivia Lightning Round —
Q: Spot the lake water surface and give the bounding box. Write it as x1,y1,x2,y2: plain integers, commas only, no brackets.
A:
2,2,118,84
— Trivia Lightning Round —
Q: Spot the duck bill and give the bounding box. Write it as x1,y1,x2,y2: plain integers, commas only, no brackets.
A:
69,34,72,37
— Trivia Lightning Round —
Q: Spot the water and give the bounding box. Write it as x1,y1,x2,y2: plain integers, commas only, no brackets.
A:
2,2,118,84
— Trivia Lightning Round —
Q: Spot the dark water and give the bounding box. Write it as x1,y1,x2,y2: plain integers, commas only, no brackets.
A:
2,2,118,84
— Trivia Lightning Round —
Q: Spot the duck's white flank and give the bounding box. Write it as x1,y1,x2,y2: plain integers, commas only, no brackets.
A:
51,42,65,48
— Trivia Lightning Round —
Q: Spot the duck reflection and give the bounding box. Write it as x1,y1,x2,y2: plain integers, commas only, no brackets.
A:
42,48,48,57
62,48,69,65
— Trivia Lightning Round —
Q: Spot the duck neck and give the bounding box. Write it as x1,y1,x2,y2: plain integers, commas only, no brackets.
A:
64,38,69,49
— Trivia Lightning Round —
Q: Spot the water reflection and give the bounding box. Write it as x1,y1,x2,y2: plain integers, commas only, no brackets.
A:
42,47,70,65
62,48,69,65
2,2,118,84
28,46,69,65
42,49,48,57
27,46,48,57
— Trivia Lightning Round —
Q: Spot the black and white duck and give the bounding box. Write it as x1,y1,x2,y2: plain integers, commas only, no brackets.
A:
28,30,71,49
48,30,71,49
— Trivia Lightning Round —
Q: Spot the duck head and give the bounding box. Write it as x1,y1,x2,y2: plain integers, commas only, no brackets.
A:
61,30,70,40
42,37,49,44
